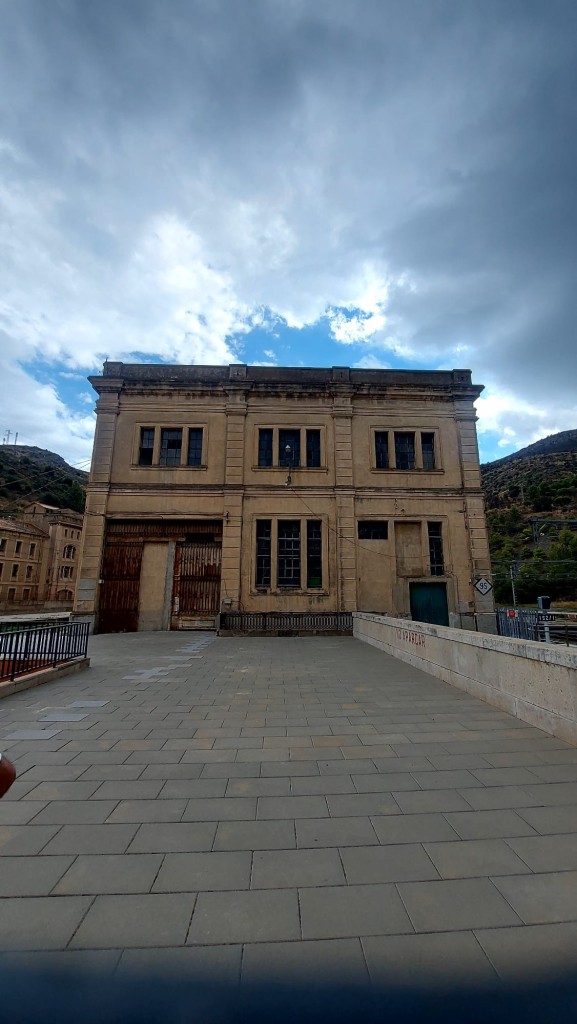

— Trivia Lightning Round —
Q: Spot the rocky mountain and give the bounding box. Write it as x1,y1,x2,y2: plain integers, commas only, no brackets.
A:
0,445,87,514
481,430,577,603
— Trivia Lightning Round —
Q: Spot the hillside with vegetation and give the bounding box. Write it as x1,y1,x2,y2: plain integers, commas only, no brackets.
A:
481,431,577,604
0,445,87,514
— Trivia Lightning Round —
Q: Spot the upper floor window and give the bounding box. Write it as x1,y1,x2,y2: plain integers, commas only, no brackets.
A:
60,565,74,579
29,542,36,557
160,429,182,466
258,429,273,468
11,564,18,579
257,427,324,469
306,430,321,468
279,430,301,468
63,545,76,560
139,427,155,466
0,563,3,578
374,430,439,471
15,541,22,555
421,433,436,471
26,564,33,579
375,431,389,469
0,538,5,553
137,426,204,467
187,428,203,467
394,432,416,471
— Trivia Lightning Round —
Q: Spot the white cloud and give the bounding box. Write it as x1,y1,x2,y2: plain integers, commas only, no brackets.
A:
475,388,577,457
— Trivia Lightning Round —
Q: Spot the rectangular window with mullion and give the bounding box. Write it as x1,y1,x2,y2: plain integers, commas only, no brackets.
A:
394,432,416,470
279,430,300,468
306,520,322,588
258,429,273,467
160,429,183,466
255,520,272,588
306,430,321,468
187,428,203,466
421,432,436,470
375,431,389,469
428,522,445,576
277,520,301,587
138,428,155,466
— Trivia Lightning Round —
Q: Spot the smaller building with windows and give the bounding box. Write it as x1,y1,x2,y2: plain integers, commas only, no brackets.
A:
75,362,494,633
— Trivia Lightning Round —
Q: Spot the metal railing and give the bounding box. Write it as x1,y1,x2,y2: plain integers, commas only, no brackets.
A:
497,608,577,646
219,611,353,635
0,621,90,682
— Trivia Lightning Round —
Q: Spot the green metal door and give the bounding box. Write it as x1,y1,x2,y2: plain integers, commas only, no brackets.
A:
409,582,449,626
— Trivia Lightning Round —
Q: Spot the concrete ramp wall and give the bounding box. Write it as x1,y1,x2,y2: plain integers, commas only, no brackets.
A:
353,612,577,746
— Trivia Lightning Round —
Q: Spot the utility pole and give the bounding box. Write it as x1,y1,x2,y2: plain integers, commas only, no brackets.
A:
509,564,517,607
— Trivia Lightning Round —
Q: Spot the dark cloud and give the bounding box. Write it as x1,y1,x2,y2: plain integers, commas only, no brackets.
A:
1,0,576,438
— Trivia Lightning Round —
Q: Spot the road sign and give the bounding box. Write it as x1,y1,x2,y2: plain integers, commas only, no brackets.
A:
475,578,493,596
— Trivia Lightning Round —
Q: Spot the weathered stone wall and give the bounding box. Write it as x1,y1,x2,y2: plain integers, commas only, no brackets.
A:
353,612,577,745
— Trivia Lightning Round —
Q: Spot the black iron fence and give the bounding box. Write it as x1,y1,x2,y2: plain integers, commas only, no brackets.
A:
497,608,577,646
0,621,90,683
219,612,353,635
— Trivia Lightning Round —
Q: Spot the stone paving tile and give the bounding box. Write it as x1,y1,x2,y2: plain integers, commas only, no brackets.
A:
0,856,74,896
492,871,577,924
506,833,577,871
251,848,346,889
214,820,296,851
0,896,94,950
30,800,120,825
350,773,420,793
444,809,539,840
0,949,121,973
153,850,251,892
362,931,498,985
296,816,379,849
71,893,196,948
327,793,401,817
41,824,139,855
106,799,187,823
289,776,356,796
0,824,60,855
54,854,163,894
455,786,540,811
118,944,242,981
257,795,328,819
475,922,577,980
392,790,473,813
241,937,368,984
340,843,440,884
424,838,531,878
22,781,101,801
188,889,300,944
397,878,523,932
371,812,459,844
299,883,413,939
226,778,291,797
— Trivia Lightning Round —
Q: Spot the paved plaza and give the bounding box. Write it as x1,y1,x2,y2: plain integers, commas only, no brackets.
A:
1,631,577,986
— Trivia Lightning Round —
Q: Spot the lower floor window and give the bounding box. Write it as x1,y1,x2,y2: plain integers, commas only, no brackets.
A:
255,519,323,590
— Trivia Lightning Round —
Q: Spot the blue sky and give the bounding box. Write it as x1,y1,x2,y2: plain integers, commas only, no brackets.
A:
1,1,576,469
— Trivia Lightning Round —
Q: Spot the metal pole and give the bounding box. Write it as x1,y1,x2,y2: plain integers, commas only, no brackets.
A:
510,565,517,607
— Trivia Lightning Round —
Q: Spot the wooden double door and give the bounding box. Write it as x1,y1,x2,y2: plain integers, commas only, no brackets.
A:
98,522,222,633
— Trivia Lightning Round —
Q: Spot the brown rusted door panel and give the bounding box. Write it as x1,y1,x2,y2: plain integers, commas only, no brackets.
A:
173,541,222,620
99,542,143,633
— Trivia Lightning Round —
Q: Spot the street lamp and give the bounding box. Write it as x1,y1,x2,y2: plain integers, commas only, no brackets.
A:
285,444,293,486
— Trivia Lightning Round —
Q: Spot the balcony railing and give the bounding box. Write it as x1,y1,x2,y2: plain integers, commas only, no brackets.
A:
0,621,90,682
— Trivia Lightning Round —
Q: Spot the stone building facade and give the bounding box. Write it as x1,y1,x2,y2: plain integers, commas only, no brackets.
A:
75,362,494,634
0,503,83,608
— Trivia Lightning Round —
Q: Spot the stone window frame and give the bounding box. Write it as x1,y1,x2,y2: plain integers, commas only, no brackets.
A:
132,424,208,469
254,425,327,471
252,516,329,594
370,426,443,473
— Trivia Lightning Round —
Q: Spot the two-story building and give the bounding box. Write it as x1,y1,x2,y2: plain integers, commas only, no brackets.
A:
74,362,494,634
